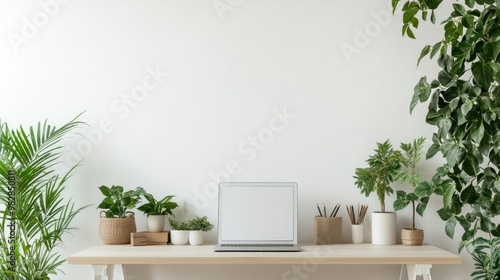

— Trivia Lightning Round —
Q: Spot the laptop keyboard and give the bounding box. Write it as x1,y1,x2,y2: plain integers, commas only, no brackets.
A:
221,244,294,247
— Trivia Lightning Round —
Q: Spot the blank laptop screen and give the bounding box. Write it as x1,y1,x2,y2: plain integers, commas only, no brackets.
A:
218,182,297,242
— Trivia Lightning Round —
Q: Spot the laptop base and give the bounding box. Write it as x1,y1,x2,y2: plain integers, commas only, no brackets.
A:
214,244,301,252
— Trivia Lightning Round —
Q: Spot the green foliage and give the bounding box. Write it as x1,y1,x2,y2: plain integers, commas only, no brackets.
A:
188,216,214,232
0,116,86,279
392,0,500,277
168,218,190,231
137,193,178,216
470,237,500,280
354,140,404,212
393,137,429,230
168,216,214,231
97,185,145,218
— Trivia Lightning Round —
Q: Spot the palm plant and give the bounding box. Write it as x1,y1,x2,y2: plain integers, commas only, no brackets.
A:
0,116,86,279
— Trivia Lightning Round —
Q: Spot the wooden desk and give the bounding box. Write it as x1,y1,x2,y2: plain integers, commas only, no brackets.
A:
67,244,461,280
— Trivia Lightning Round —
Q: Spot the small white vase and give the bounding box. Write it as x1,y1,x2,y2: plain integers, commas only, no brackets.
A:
189,231,204,245
170,230,189,245
371,212,397,245
147,215,166,232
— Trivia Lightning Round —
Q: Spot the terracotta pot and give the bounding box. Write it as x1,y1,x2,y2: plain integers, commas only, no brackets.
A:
401,228,424,246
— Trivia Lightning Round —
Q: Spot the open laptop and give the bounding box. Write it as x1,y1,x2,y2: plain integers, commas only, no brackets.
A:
214,182,300,252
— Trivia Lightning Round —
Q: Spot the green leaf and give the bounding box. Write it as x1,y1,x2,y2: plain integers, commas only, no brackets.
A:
438,118,452,139
403,6,419,24
452,3,466,15
418,45,431,65
461,100,473,116
411,77,431,113
470,121,485,144
438,70,454,86
471,62,493,89
431,10,436,24
463,154,480,176
465,0,475,7
443,182,455,207
437,208,452,220
460,185,480,204
445,142,464,167
426,143,440,159
431,41,443,59
416,201,427,216
99,185,111,197
445,216,457,238
462,14,475,29
393,199,409,211
415,181,433,197
406,26,416,39
427,0,443,9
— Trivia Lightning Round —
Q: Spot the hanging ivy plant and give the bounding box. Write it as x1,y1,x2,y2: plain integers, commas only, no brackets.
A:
391,0,500,278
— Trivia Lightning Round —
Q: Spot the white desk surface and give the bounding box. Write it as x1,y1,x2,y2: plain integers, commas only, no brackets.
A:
67,244,461,265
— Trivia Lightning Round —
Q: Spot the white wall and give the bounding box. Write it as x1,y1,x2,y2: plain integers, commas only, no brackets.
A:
0,1,472,279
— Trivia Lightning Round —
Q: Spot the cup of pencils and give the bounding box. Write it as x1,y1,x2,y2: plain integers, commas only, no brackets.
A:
313,203,342,245
346,204,368,244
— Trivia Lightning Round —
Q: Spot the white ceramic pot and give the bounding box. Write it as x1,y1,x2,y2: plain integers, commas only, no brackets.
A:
371,212,397,245
189,231,204,245
351,224,364,244
146,215,166,232
170,230,189,245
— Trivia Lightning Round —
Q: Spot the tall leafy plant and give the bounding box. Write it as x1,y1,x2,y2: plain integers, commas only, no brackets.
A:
391,0,500,278
0,116,86,279
354,140,404,213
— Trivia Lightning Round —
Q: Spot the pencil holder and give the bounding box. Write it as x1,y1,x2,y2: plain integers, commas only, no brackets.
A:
313,216,342,245
351,224,363,244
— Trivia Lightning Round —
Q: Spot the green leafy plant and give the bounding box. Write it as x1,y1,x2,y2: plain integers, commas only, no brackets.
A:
168,218,190,231
97,185,145,218
471,237,500,280
0,116,86,279
393,137,429,230
137,193,178,217
354,140,404,213
391,0,500,277
188,216,214,232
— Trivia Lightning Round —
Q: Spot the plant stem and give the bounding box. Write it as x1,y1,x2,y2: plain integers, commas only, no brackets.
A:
412,200,415,230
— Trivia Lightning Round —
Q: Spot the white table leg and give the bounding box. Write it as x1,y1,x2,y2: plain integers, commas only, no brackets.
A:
92,265,109,280
406,264,432,280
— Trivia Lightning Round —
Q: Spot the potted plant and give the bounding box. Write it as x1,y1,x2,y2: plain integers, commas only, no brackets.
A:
168,218,190,245
0,116,86,278
137,193,178,232
393,137,428,246
187,216,214,245
97,185,145,244
354,140,403,244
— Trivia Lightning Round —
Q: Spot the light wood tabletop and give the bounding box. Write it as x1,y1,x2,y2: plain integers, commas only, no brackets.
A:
67,243,461,265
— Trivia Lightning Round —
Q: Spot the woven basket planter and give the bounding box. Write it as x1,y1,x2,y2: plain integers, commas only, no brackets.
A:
401,228,424,246
98,211,136,244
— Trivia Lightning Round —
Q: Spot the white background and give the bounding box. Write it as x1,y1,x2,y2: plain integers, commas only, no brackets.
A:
0,0,472,279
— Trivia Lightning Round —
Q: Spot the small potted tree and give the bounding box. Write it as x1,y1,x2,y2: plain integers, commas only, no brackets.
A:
187,216,214,245
168,218,190,245
137,193,178,232
393,137,428,246
97,185,146,244
354,140,403,245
